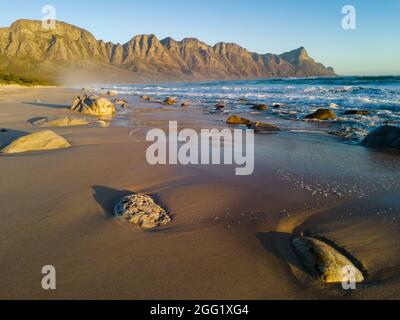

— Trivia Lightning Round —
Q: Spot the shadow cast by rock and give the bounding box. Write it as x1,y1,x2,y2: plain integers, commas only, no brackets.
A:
0,128,29,150
92,185,132,218
27,117,47,126
256,231,307,274
23,101,70,109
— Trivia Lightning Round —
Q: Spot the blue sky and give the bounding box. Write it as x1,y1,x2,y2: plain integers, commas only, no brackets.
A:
1,0,399,75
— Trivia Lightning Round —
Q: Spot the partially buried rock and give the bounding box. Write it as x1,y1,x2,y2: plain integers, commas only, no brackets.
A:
292,237,364,283
344,110,371,116
1,130,71,154
71,95,115,116
250,122,281,133
226,115,252,125
305,109,337,120
114,193,172,230
251,104,268,111
163,97,177,105
33,116,90,127
362,125,400,149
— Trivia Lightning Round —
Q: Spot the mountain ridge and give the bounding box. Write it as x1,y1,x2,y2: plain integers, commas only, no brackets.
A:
0,19,335,84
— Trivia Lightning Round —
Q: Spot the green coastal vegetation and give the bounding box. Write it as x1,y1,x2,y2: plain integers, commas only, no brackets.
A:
0,71,50,86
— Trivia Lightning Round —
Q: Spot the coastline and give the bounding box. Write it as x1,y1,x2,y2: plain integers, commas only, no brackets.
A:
1,86,400,299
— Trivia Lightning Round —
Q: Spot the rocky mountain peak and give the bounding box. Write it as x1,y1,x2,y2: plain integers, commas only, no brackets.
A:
0,19,336,83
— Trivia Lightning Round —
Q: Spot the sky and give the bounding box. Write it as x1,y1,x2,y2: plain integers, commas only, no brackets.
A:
0,0,399,75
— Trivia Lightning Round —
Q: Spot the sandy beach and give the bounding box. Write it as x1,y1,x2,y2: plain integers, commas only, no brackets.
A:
1,86,400,300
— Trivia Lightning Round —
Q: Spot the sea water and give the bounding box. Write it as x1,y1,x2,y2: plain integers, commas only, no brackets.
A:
101,76,400,141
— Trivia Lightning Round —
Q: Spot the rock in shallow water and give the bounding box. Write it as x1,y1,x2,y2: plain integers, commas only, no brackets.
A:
226,115,252,125
344,110,371,116
305,109,337,120
250,122,281,133
1,130,71,154
251,104,268,111
292,237,364,283
163,97,177,105
114,194,172,230
362,125,400,149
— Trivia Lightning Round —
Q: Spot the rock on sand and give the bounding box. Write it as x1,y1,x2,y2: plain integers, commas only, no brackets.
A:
71,95,115,116
1,130,71,154
33,116,90,127
114,193,172,230
292,237,364,283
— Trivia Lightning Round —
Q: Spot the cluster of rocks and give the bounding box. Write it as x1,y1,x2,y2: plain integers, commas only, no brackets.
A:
305,107,373,121
114,193,172,230
140,95,189,107
1,94,117,154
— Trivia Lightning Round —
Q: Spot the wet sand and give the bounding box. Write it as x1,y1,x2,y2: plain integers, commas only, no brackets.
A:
0,86,400,299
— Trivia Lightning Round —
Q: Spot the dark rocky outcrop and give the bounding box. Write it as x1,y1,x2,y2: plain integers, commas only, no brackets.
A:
362,125,400,149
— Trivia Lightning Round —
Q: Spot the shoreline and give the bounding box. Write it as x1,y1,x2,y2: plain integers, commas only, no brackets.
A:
0,86,400,299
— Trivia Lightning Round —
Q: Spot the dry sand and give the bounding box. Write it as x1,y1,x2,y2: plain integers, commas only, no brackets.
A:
0,86,400,299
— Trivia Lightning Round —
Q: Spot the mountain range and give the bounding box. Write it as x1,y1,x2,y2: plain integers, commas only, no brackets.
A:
0,19,335,84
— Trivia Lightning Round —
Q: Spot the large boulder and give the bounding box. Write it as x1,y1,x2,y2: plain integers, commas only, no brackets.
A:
362,125,400,149
292,237,364,283
71,95,115,116
1,130,71,154
305,109,337,120
226,115,252,125
114,193,172,230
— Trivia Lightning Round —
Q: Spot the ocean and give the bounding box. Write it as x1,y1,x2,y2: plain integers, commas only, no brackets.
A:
100,76,400,142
